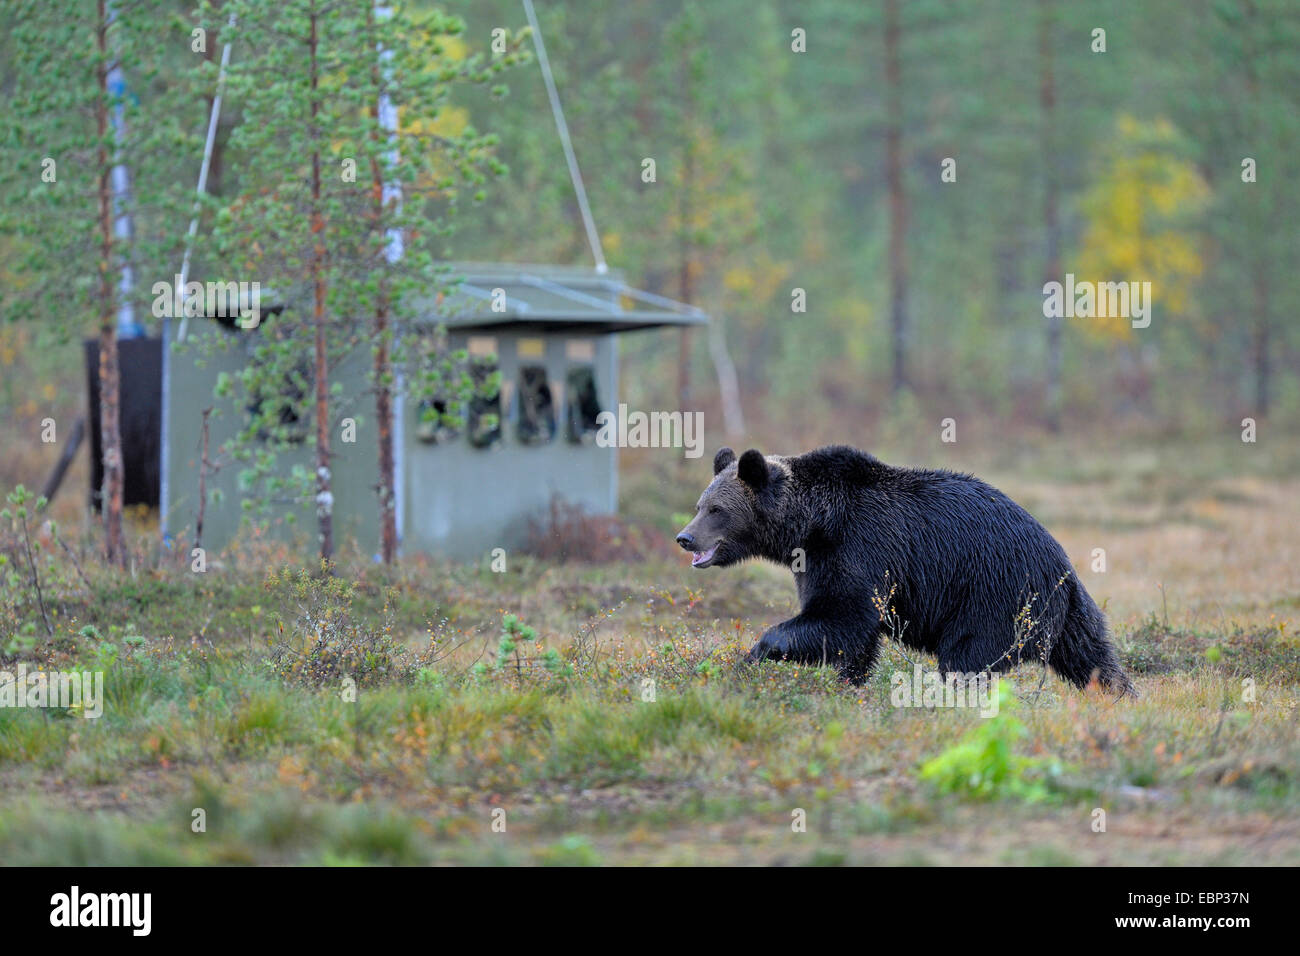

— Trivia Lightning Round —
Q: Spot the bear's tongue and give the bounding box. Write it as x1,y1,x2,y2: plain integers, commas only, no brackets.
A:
691,545,718,567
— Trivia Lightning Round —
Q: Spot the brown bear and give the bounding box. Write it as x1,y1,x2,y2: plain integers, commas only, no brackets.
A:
675,445,1134,695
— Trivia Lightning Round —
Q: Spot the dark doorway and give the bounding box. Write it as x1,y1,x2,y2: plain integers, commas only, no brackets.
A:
84,337,162,510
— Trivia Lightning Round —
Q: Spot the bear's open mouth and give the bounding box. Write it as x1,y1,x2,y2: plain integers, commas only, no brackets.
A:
691,544,719,568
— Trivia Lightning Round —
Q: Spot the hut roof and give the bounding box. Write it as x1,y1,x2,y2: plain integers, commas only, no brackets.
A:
422,262,708,335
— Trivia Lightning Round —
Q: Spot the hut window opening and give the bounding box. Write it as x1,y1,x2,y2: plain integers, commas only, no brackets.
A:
247,361,310,446
565,366,602,444
515,365,556,446
415,398,461,445
466,357,502,449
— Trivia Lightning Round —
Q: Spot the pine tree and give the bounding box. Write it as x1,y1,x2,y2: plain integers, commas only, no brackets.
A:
196,0,521,562
348,2,525,563
1,0,180,565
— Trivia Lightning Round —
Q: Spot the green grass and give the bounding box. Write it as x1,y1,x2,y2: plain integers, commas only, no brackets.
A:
0,602,1296,864
2,437,1299,864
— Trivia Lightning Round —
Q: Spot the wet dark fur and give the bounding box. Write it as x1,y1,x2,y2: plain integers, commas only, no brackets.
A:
676,445,1135,695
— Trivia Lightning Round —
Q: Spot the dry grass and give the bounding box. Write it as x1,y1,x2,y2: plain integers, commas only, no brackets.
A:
0,434,1297,864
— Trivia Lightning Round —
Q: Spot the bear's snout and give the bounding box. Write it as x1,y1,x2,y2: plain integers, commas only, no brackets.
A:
675,531,697,551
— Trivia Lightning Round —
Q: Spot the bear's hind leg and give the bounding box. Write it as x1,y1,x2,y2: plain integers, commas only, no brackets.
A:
936,631,1017,680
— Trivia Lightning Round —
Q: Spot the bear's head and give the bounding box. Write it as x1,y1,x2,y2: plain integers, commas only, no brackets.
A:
675,446,786,568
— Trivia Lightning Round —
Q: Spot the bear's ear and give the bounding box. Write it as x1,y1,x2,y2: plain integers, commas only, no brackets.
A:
737,449,769,490
713,447,736,475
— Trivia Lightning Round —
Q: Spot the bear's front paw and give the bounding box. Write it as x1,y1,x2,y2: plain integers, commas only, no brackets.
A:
746,630,791,664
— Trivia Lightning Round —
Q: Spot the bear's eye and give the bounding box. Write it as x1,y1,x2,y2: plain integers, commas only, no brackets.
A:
707,505,722,516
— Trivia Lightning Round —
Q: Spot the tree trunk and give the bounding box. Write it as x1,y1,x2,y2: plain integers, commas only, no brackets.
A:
677,283,693,410
195,407,212,553
884,0,908,398
96,0,126,567
1242,1,1270,418
309,5,332,562
370,151,397,557
368,4,398,564
1253,263,1270,417
677,44,696,414
708,313,745,438
1039,0,1063,432
373,321,396,562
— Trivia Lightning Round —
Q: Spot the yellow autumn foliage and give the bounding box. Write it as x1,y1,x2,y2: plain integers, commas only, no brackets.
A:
1075,114,1209,341
323,24,471,192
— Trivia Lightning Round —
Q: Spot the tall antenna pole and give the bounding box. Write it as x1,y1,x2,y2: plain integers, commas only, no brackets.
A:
521,0,607,274
176,14,236,343
107,0,140,337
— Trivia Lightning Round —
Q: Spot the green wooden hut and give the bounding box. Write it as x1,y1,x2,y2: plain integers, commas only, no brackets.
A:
159,263,706,559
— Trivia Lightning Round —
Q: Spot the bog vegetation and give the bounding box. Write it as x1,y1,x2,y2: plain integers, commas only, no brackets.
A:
1,437,1297,864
